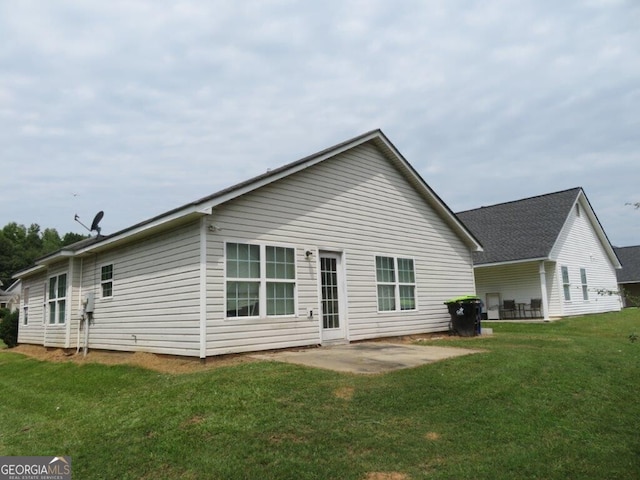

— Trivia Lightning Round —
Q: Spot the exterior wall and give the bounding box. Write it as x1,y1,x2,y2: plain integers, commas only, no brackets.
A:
550,201,622,315
17,272,46,345
205,142,476,355
79,221,202,356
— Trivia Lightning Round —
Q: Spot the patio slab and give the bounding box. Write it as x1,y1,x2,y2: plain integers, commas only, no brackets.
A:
250,342,482,374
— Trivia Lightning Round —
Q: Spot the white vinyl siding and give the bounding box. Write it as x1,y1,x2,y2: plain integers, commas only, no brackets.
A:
550,198,621,315
79,221,202,356
205,142,475,355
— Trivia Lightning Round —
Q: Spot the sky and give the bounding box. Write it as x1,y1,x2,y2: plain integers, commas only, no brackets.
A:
1,0,639,247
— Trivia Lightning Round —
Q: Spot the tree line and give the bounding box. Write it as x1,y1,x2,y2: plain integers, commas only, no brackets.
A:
0,222,88,287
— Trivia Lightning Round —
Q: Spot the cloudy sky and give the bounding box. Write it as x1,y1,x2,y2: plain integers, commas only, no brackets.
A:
1,0,639,246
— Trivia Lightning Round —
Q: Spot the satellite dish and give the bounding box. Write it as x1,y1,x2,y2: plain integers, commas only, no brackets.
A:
74,211,105,236
90,211,104,235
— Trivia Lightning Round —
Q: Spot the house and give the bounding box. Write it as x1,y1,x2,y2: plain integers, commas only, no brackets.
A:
0,280,21,312
15,129,482,358
614,246,640,307
457,188,622,320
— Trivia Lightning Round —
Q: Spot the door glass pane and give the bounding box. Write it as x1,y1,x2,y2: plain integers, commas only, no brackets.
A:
321,257,340,329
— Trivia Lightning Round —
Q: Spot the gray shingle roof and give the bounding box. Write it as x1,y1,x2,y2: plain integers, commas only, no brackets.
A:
614,246,640,283
456,188,582,265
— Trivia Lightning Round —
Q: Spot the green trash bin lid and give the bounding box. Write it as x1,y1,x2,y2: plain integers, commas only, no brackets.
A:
444,295,481,304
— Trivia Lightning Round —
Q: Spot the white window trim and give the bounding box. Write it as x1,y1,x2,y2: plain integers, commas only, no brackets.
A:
100,263,114,299
47,273,68,325
22,287,29,326
580,267,589,301
561,265,571,302
224,241,298,320
375,255,418,313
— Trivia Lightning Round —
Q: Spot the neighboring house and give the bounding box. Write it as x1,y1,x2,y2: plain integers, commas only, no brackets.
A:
457,188,622,320
0,280,21,312
613,246,640,307
15,129,482,358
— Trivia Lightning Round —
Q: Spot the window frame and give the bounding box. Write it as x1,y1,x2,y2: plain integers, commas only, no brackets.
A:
375,255,417,313
561,266,571,301
22,287,30,325
101,264,114,299
580,268,589,301
224,241,297,319
48,273,68,325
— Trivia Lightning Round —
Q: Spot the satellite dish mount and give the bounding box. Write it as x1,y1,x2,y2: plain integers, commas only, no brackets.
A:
74,211,104,236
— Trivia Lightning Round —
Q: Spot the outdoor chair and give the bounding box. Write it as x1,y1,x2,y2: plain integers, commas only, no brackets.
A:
529,298,542,318
500,300,516,319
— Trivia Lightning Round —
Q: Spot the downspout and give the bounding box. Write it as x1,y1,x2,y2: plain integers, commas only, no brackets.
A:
65,258,74,349
76,258,83,354
199,216,208,361
539,261,550,321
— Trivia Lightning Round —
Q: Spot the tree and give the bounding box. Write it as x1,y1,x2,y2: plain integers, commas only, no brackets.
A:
0,222,89,286
0,308,18,348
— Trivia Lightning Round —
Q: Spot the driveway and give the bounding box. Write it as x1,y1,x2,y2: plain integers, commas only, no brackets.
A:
251,342,482,374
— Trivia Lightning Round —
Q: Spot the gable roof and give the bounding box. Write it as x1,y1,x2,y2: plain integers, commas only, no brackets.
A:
15,129,482,278
457,187,620,268
614,246,640,283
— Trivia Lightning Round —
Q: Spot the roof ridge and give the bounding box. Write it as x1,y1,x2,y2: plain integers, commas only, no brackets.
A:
457,187,582,214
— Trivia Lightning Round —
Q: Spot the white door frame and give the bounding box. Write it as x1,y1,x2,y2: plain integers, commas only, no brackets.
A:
318,251,347,343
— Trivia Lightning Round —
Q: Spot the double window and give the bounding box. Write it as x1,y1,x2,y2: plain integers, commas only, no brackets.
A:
101,264,114,298
48,274,67,324
226,242,296,318
375,256,416,312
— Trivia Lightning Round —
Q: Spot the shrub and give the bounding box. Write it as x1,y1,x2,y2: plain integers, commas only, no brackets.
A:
0,307,19,348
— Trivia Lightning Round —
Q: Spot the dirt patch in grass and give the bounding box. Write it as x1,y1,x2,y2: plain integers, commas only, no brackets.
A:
425,431,441,441
364,473,409,480
11,344,255,374
334,386,355,400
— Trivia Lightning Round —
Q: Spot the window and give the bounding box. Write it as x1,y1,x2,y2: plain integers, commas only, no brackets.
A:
225,243,296,318
561,266,571,301
375,256,416,312
101,264,113,298
580,268,589,300
48,274,67,324
22,287,29,325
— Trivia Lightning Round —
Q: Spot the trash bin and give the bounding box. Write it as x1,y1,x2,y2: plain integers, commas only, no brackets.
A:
444,295,482,337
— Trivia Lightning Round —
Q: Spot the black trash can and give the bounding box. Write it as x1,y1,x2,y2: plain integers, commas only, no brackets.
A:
444,296,482,337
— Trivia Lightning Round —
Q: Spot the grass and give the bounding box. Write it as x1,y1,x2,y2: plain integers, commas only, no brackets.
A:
0,310,639,479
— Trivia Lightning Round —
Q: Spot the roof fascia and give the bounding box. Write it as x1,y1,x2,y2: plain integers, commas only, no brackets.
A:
473,256,549,268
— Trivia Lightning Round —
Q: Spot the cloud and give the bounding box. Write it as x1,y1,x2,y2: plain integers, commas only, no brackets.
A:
0,0,639,245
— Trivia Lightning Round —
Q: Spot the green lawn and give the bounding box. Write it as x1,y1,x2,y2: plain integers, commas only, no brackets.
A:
1,310,639,479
